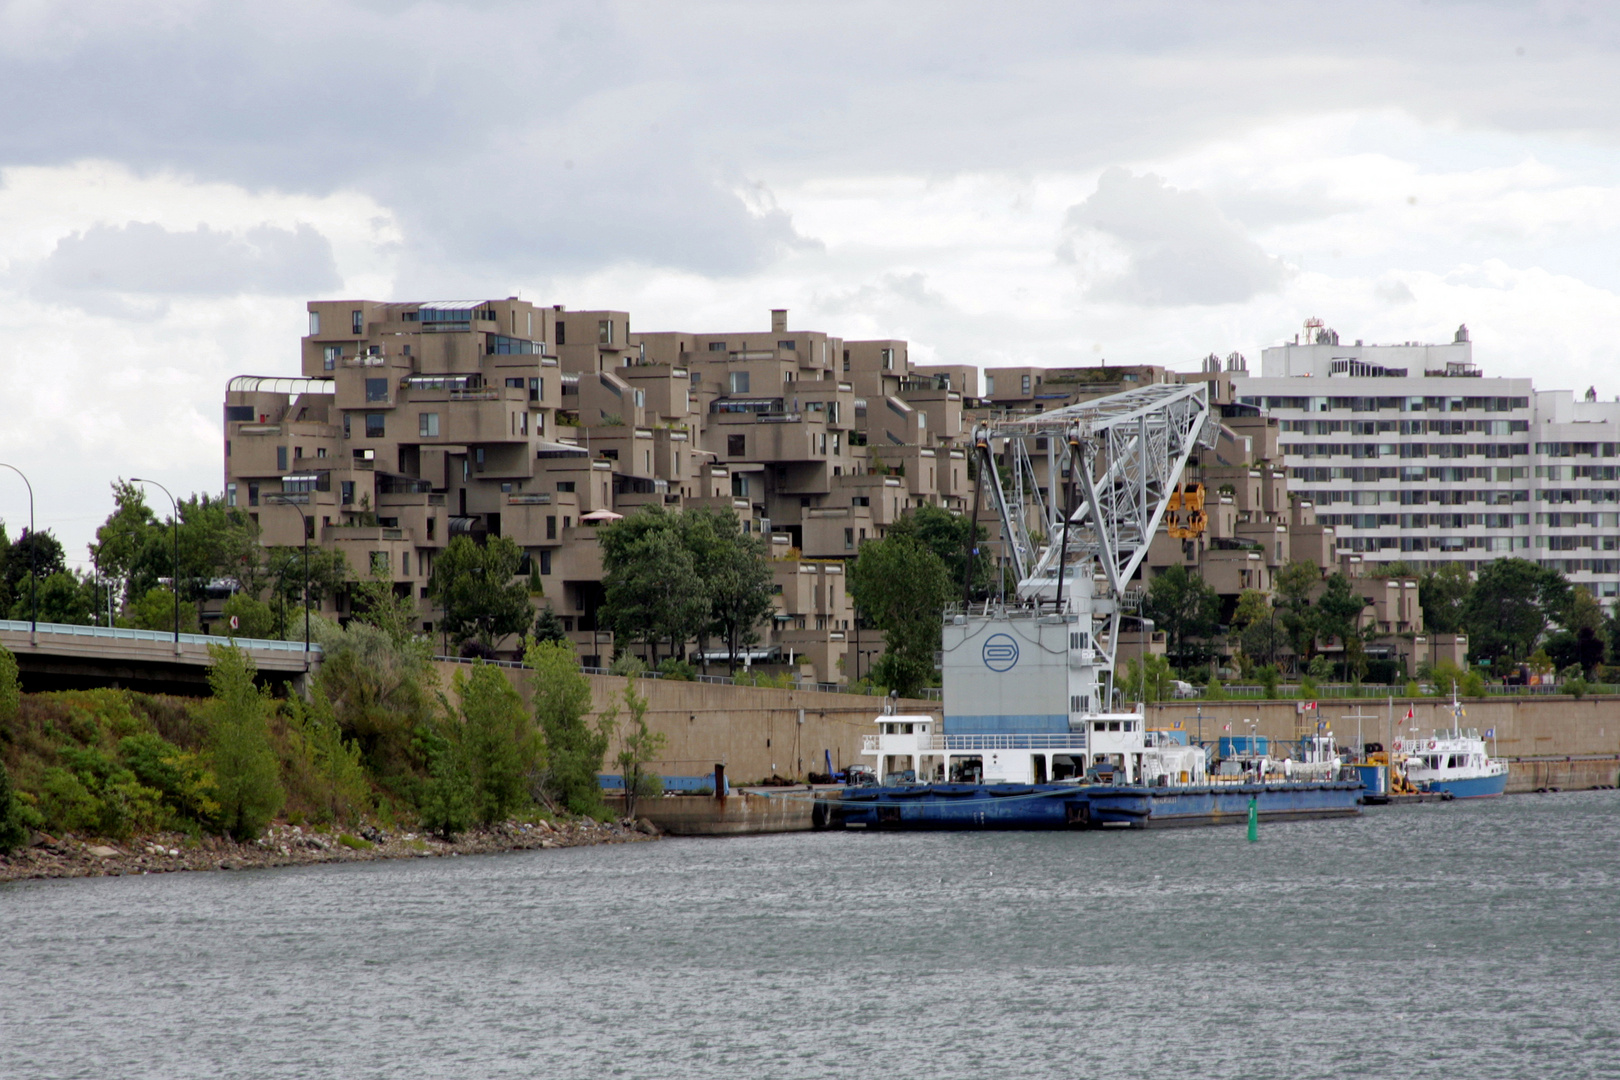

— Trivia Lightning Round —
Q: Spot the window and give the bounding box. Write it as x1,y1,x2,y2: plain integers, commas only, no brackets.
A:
365,414,385,438
844,527,854,550
709,341,726,352
401,551,410,576
474,447,485,472
341,481,354,505
778,340,796,351
1021,374,1031,394
598,319,613,344
557,481,576,493
370,551,389,575
555,320,566,345
365,378,388,403
323,345,339,370
343,413,352,438
247,482,260,507
227,483,237,507
540,549,552,575
309,311,321,334
276,446,288,470
852,496,870,507
729,371,750,394
351,309,363,334
546,515,557,540
529,377,541,402
881,347,894,370
419,412,440,437
986,376,995,395
728,434,746,456
732,474,749,497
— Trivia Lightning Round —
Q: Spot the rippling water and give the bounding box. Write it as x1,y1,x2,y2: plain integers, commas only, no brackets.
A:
5,792,1619,1080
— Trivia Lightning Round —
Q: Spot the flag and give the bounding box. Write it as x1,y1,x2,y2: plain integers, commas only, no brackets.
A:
1305,701,1317,711
1405,707,1414,720
1485,728,1495,738
1223,723,1231,732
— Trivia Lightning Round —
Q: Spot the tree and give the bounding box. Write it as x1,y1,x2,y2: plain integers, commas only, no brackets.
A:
1418,563,1472,634
532,605,569,645
429,534,533,648
1464,557,1567,664
1274,560,1322,672
416,728,474,840
1315,573,1370,681
888,503,993,600
219,593,277,639
206,644,285,840
613,676,666,818
314,617,438,773
0,643,18,723
266,545,350,637
128,586,200,633
0,760,31,855
1230,588,1272,631
348,569,417,646
848,534,952,698
1144,564,1220,668
1118,654,1173,702
598,507,710,666
456,663,539,824
526,640,613,816
684,508,773,674
0,528,65,621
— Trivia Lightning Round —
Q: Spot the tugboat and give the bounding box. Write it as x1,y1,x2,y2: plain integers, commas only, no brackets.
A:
1395,690,1508,799
819,382,1363,831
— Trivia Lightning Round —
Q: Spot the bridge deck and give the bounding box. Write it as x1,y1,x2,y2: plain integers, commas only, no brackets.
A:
1,619,319,695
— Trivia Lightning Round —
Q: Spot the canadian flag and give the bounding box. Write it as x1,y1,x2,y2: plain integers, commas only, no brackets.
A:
1304,701,1317,711
1405,707,1415,720
1223,723,1231,732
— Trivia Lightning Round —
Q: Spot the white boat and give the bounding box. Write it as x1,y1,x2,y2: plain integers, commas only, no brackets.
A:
1393,692,1508,799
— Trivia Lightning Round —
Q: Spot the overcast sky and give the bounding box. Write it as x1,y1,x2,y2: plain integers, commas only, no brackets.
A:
4,0,1620,566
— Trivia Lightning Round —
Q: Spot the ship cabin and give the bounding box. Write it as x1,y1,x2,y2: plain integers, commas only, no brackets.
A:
862,712,1205,787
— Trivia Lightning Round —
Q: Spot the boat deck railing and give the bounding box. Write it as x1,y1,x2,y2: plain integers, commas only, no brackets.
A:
862,732,1090,754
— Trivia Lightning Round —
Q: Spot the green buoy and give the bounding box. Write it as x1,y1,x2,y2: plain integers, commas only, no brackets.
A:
1246,795,1258,842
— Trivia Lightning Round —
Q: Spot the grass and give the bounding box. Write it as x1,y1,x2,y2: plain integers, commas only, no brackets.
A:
336,833,374,851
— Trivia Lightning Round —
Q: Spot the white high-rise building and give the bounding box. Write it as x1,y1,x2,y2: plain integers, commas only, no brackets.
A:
1229,322,1620,599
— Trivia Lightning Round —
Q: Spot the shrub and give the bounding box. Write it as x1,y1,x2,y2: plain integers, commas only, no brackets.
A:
527,640,613,817
118,731,220,827
337,833,374,850
656,658,696,682
416,728,474,840
0,644,18,724
207,645,285,840
39,766,101,833
0,761,32,853
457,663,539,825
279,690,371,825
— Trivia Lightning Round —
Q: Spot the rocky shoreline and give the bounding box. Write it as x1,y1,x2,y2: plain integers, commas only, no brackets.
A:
0,817,660,883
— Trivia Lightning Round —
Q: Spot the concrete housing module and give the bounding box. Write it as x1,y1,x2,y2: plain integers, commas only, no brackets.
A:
224,301,975,682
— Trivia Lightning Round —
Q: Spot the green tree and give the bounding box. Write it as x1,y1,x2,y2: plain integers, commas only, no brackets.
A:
219,593,277,639
127,586,200,633
429,534,533,648
456,663,539,825
613,675,666,818
848,534,952,698
0,760,31,854
314,618,438,773
281,689,370,825
683,508,773,674
416,726,474,840
1144,564,1221,667
526,639,613,816
1463,557,1567,664
532,605,569,645
1230,588,1272,631
0,643,19,723
1315,573,1370,681
266,545,350,637
1117,654,1173,702
1,528,65,620
1274,560,1322,672
206,644,284,840
888,503,993,600
1417,563,1472,634
348,568,417,645
599,508,710,666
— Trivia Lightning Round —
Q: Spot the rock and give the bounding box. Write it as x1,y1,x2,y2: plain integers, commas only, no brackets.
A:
85,845,121,858
635,818,661,836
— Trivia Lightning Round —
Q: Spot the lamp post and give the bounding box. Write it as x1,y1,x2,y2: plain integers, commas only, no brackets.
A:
0,463,36,645
1139,616,1155,699
131,478,181,654
267,490,311,672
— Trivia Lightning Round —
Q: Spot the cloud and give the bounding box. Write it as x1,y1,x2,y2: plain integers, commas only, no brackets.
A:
1060,167,1285,306
35,222,341,305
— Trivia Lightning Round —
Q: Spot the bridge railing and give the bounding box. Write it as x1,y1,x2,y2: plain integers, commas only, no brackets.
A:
0,618,319,656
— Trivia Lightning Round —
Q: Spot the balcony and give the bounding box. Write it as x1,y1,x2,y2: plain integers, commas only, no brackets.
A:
324,525,406,542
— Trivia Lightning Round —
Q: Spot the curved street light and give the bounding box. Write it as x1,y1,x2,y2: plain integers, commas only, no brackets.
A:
130,478,181,654
0,462,36,645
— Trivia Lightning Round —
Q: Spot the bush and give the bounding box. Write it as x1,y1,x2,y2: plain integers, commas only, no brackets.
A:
0,760,33,853
218,594,277,639
527,640,612,817
656,658,696,682
337,832,374,850
456,663,540,825
416,728,474,840
207,645,284,840
118,731,220,827
0,644,18,724
279,690,371,825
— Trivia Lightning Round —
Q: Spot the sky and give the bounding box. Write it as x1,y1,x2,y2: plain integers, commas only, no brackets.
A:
4,0,1620,567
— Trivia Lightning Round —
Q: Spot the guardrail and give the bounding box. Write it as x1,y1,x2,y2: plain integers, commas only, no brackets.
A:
430,653,939,700
0,618,319,655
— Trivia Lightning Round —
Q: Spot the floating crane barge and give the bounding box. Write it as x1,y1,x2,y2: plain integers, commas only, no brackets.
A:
818,382,1363,830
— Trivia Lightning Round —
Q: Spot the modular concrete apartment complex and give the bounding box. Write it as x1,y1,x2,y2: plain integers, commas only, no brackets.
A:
224,300,972,682
1230,321,1620,600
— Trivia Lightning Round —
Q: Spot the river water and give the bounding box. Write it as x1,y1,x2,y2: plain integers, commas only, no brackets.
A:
4,792,1618,1080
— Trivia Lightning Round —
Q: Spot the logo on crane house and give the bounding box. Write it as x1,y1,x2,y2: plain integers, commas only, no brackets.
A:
982,633,1020,672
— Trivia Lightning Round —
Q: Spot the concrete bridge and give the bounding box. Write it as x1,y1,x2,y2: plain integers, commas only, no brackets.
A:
1,619,319,696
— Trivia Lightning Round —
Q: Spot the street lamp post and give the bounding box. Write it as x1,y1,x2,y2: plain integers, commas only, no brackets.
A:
131,478,181,654
267,492,311,672
0,463,36,645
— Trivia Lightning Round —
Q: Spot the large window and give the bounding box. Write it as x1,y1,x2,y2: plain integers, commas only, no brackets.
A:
365,378,388,402
308,311,320,335
598,319,613,344
365,413,385,438
323,345,339,370
419,412,440,437
728,434,746,456
351,309,363,334
488,334,539,355
729,371,750,394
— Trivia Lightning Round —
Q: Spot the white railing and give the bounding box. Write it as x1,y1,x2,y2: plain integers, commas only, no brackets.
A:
863,732,1088,753
0,619,319,655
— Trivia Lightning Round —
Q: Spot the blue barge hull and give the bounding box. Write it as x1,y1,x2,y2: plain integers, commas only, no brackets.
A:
824,781,1363,831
